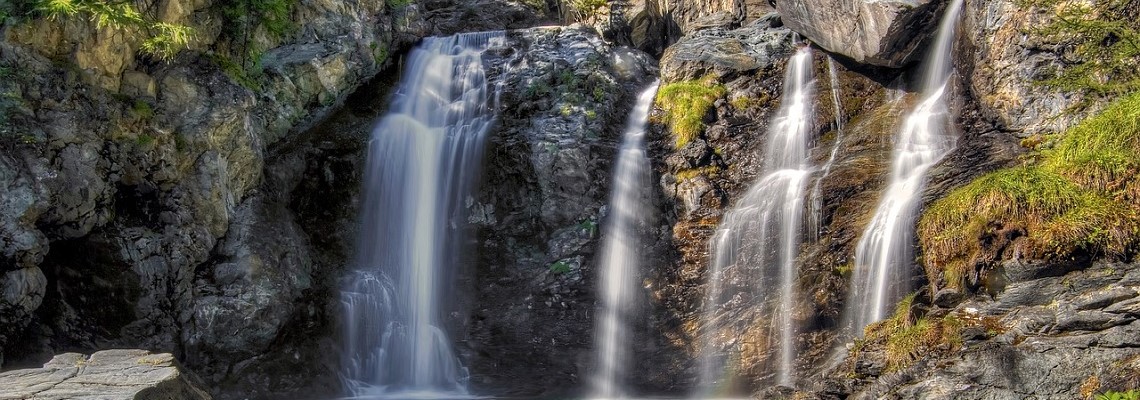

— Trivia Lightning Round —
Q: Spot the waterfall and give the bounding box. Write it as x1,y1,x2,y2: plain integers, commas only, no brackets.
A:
809,57,846,241
340,31,505,398
700,47,814,390
590,81,660,400
846,0,963,333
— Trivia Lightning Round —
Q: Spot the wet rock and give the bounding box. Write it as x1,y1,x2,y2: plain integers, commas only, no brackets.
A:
0,350,210,400
933,288,963,308
775,0,946,67
466,25,656,396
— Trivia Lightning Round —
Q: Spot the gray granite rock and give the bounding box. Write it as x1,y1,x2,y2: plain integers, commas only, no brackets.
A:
776,0,946,67
0,350,210,400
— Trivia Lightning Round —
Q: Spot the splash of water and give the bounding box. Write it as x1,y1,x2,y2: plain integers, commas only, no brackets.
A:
340,31,506,398
590,81,660,400
846,0,964,333
699,47,815,391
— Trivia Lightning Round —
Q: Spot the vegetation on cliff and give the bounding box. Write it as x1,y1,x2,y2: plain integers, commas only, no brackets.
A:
655,76,726,148
856,294,1005,372
23,0,194,60
1018,0,1140,95
920,91,1140,290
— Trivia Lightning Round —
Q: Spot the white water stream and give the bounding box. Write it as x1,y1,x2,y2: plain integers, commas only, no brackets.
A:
340,31,505,399
699,47,815,390
590,81,660,400
847,0,964,332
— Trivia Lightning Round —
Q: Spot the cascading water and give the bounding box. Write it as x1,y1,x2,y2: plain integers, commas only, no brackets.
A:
590,81,660,400
808,57,846,241
699,47,814,390
340,31,505,398
846,0,964,333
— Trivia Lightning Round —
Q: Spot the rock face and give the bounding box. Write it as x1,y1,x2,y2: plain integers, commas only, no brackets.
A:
776,0,946,67
0,0,541,397
464,25,658,397
960,0,1096,136
0,350,211,400
810,262,1140,399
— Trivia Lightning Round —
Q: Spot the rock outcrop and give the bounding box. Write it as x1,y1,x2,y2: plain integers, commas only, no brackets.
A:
809,261,1140,399
775,0,946,67
659,14,792,82
0,350,210,400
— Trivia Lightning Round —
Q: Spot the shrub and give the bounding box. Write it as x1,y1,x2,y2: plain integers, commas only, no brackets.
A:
563,0,606,22
35,0,195,61
919,92,1140,290
656,76,726,149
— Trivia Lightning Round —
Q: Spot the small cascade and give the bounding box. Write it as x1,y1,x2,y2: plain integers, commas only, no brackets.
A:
340,31,505,398
808,57,846,241
846,0,964,332
699,47,815,390
590,81,660,400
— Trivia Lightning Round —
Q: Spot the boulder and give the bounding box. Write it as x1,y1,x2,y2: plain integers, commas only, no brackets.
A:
775,0,945,67
0,350,211,400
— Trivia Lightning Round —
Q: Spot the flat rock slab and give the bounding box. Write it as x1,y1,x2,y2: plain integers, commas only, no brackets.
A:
0,350,211,400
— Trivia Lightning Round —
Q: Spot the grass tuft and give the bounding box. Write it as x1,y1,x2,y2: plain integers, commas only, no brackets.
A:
858,294,984,372
920,92,1140,290
656,76,725,149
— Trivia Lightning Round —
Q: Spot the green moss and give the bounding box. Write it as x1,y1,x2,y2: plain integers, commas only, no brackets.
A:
728,93,769,111
674,165,720,181
920,92,1140,290
656,76,726,149
860,294,965,372
1043,90,1140,196
209,54,264,91
135,133,155,147
131,100,154,120
370,42,389,66
174,134,188,151
549,261,571,274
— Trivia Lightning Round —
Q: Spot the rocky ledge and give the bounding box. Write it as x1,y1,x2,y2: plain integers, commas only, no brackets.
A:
0,349,210,400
